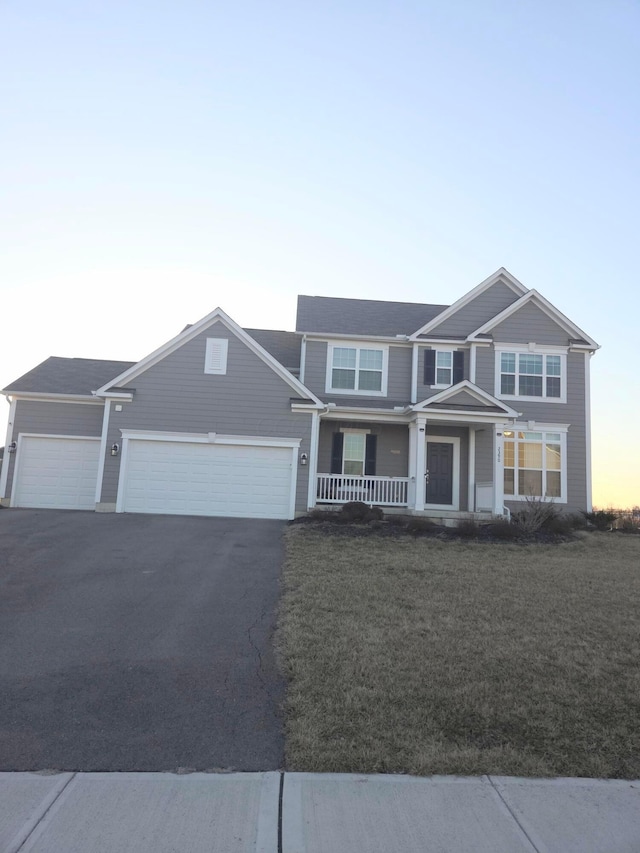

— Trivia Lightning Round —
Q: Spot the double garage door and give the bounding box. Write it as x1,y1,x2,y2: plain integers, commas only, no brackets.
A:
11,435,295,519
120,439,294,519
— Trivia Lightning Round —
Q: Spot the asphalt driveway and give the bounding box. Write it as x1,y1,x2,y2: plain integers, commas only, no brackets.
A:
0,510,285,772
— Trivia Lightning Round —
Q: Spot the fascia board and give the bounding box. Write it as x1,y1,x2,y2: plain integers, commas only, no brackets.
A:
95,307,324,406
414,409,519,424
301,332,412,344
321,409,412,423
409,267,528,340
468,290,600,348
4,391,104,405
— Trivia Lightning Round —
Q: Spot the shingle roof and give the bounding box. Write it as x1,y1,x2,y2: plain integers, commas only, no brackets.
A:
3,357,136,395
296,296,449,337
244,329,301,370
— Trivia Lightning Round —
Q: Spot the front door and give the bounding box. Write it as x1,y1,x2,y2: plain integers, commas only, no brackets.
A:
425,441,453,506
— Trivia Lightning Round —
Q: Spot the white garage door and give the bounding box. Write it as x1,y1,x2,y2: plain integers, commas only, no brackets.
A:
120,439,295,519
12,436,100,510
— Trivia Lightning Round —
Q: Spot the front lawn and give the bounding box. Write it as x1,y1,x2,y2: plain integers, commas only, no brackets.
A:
276,529,640,778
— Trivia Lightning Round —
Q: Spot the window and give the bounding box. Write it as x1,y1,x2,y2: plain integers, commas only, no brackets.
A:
503,430,565,500
327,344,388,395
423,349,464,387
204,338,228,374
496,348,565,401
330,430,377,475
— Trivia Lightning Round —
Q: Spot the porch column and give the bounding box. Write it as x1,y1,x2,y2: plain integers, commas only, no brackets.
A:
468,427,476,512
411,416,427,511
493,422,505,515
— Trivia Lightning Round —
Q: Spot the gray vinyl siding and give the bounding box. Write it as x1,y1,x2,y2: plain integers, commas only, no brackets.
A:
427,282,520,337
100,321,313,512
491,302,572,346
4,400,104,500
303,340,412,404
416,347,468,402
318,422,409,478
474,427,494,487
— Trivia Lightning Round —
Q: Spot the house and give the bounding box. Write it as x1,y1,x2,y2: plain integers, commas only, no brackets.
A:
0,269,599,521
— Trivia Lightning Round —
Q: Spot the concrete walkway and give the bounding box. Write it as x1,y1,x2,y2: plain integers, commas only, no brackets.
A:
1,772,639,852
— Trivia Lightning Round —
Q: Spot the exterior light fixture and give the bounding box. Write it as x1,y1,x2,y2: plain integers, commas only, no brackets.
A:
111,443,120,456
8,441,17,453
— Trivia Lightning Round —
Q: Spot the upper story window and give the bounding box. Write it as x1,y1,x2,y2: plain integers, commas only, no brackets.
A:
495,346,566,403
326,343,388,396
423,349,464,387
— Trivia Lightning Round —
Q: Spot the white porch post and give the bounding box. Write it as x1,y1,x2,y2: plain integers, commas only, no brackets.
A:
468,427,476,512
493,422,505,515
412,416,427,511
306,410,320,511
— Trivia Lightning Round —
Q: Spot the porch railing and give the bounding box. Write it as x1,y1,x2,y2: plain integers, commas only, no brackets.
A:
316,474,409,507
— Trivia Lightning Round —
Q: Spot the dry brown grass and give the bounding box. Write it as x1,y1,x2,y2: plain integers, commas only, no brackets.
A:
276,529,640,778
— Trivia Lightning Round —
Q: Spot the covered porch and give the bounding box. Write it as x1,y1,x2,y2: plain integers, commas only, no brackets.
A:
310,383,520,518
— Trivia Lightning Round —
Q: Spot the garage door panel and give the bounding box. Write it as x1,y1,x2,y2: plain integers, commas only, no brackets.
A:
121,439,295,519
13,437,100,510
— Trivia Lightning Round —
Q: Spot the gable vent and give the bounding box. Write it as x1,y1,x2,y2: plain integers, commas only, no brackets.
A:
205,338,229,375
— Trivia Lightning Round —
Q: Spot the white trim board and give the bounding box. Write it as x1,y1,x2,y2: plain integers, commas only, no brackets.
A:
424,435,461,511
0,398,17,499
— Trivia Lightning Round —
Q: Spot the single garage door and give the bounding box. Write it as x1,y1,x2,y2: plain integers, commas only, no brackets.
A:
12,435,100,510
120,439,295,519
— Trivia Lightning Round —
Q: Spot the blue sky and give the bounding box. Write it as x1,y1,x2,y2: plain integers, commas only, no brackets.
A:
2,1,638,506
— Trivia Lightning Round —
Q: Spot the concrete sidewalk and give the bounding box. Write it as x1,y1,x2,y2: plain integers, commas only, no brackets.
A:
1,771,639,853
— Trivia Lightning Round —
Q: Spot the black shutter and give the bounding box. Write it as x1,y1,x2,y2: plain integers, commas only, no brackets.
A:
330,432,344,474
365,434,377,475
452,351,464,384
423,349,435,385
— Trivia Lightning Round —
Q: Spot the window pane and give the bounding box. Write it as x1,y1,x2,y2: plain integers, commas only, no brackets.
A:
359,349,383,370
545,443,561,470
504,441,515,467
546,355,561,376
501,375,516,395
504,468,515,495
344,433,365,460
343,459,364,475
332,347,357,369
519,354,543,374
519,375,543,396
436,351,452,368
545,433,561,441
358,370,382,391
332,368,355,389
546,376,561,397
501,352,516,372
436,367,452,384
519,442,542,469
519,469,542,496
522,432,541,440
546,471,561,497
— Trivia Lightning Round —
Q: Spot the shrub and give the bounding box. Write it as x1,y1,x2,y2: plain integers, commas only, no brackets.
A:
512,496,560,535
405,517,436,536
456,518,480,538
339,501,384,523
488,518,520,540
582,510,618,531
618,518,640,535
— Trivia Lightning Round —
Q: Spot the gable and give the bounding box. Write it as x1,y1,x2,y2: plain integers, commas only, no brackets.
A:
96,308,322,406
425,280,522,337
489,301,573,346
414,380,520,418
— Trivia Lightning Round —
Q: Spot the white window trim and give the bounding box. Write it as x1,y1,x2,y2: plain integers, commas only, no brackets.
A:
339,428,369,476
427,345,460,389
204,337,229,375
494,343,567,404
502,424,568,504
325,341,389,397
